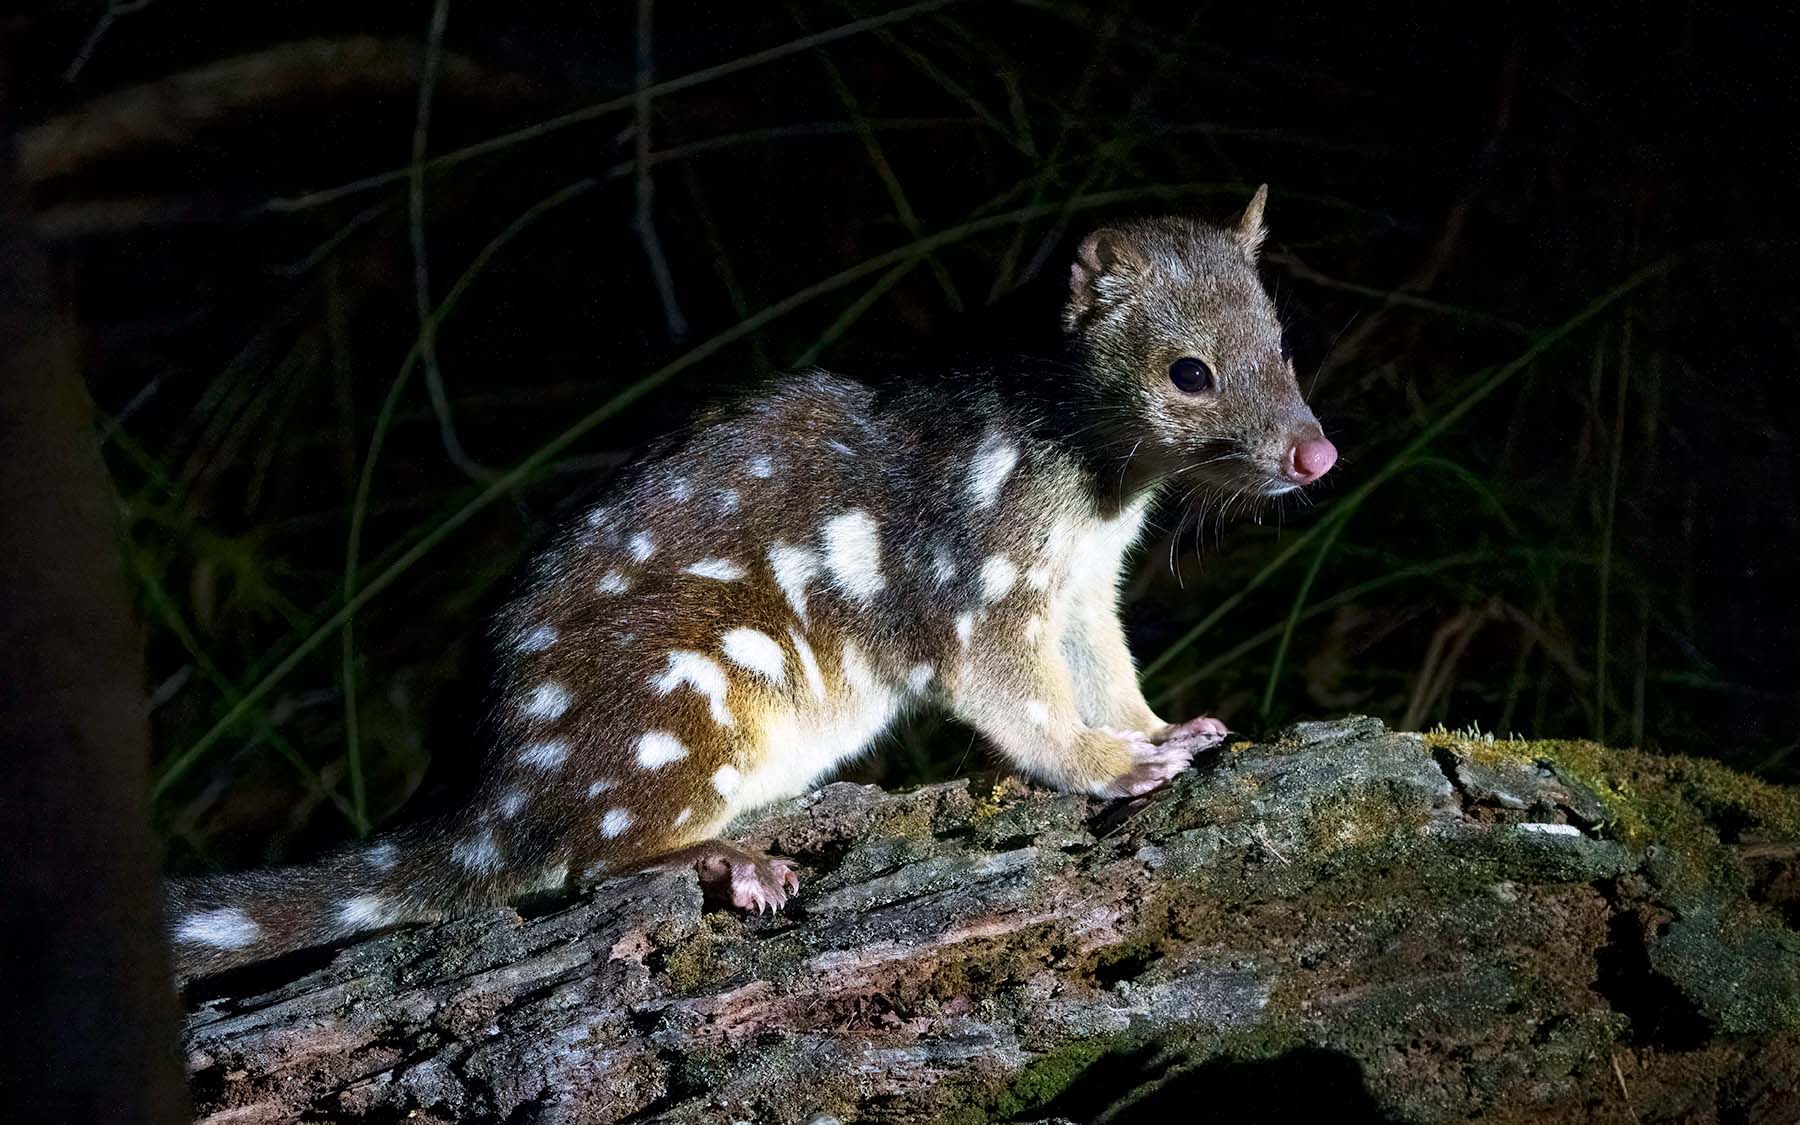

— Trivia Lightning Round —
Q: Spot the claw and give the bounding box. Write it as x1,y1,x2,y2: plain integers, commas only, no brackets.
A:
1097,729,1199,798
1162,715,1229,752
692,845,803,915
769,857,803,897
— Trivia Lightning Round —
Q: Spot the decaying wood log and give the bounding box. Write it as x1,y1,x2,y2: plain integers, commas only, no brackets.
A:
180,717,1800,1123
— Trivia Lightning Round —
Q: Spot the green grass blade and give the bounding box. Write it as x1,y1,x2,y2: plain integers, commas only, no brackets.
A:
1258,495,1357,718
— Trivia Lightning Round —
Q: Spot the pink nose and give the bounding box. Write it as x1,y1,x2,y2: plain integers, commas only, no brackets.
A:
1284,436,1337,484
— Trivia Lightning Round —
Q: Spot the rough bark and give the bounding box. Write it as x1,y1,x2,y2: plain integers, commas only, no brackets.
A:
180,717,1800,1124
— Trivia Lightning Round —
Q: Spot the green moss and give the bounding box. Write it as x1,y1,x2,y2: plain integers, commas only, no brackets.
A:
1208,1015,1309,1063
1300,783,1434,858
991,1037,1119,1118
661,913,750,994
881,798,940,841
968,780,1014,822
1427,733,1652,842
937,1032,1192,1124
1426,733,1800,851
1663,754,1800,842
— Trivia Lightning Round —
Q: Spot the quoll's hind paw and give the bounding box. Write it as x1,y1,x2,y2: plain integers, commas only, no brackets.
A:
1160,715,1229,752
694,847,802,915
1096,729,1197,798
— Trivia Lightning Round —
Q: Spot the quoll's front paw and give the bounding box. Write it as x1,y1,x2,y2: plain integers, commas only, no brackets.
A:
1159,715,1229,751
694,845,802,915
1093,728,1197,798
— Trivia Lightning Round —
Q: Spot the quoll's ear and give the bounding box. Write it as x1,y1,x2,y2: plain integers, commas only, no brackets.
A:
1066,227,1141,326
1234,183,1269,263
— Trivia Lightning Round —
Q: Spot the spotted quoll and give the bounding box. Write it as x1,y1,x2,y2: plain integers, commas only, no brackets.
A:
166,186,1338,978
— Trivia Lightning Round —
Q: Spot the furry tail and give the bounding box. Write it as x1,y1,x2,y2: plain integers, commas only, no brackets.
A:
164,820,532,980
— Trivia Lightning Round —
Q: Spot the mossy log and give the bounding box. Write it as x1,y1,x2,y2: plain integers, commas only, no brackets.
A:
180,717,1800,1123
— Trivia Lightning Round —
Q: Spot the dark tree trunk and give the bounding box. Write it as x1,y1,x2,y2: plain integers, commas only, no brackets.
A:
0,82,190,1124
178,718,1800,1124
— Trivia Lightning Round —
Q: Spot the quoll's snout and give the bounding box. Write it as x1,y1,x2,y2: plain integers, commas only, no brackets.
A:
1283,432,1337,485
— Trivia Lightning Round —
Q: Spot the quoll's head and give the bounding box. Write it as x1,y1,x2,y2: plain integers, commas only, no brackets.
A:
1064,186,1336,500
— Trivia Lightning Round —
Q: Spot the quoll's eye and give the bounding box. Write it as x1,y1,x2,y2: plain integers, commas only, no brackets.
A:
1168,356,1215,394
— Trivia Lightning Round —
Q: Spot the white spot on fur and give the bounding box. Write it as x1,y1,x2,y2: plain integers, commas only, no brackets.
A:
789,629,826,700
519,739,568,770
596,570,629,595
685,558,745,581
722,627,787,684
586,506,611,529
1026,564,1052,591
1024,700,1051,726
673,807,693,828
712,764,742,796
535,547,569,578
669,477,691,502
826,439,854,456
651,651,735,727
978,555,1018,603
747,454,775,478
365,844,398,870
717,487,741,512
907,664,934,693
628,532,655,562
931,545,956,585
523,683,570,720
452,830,504,874
498,788,529,818
955,613,974,647
601,808,633,838
823,509,885,601
587,778,617,798
517,624,558,653
173,908,261,949
635,731,689,769
768,543,820,619
1025,615,1045,644
336,895,391,931
968,435,1019,508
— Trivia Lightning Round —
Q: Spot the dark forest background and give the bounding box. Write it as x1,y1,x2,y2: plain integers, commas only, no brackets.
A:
7,1,1795,874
